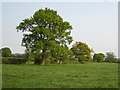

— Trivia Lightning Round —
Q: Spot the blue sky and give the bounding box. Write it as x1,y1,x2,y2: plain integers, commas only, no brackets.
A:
1,2,118,57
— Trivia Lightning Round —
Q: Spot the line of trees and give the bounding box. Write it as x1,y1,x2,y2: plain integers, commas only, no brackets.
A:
1,46,119,64
1,8,119,64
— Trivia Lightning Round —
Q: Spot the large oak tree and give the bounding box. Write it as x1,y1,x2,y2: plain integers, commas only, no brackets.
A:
16,8,73,65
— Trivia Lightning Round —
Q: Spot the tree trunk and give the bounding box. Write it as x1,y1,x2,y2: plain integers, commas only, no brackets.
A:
41,49,47,65
58,59,62,64
34,49,47,65
79,60,84,64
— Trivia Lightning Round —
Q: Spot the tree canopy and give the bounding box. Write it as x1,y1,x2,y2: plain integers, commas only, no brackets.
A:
105,52,116,62
16,8,73,65
0,47,12,57
93,53,105,62
71,42,93,64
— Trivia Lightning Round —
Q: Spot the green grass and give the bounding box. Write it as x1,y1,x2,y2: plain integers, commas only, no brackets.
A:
2,63,118,88
0,64,2,89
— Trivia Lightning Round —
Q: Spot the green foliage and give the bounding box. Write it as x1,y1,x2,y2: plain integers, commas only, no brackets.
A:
2,57,28,64
3,63,118,88
105,52,116,62
16,8,73,65
93,53,105,62
11,53,26,58
51,45,73,64
1,57,9,64
71,42,93,64
50,59,57,64
0,47,12,57
111,58,120,63
117,59,120,63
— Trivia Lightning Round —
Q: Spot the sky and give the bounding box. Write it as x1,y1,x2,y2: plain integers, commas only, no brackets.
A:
1,1,118,57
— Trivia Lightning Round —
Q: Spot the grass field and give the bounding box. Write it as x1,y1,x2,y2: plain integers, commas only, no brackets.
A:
2,63,118,88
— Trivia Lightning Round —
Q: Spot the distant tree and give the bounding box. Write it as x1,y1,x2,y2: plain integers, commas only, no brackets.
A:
71,42,93,64
0,47,12,57
16,8,73,65
93,53,105,62
105,52,116,62
11,53,26,58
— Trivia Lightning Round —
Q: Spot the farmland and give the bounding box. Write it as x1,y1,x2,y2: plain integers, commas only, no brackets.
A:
2,63,118,88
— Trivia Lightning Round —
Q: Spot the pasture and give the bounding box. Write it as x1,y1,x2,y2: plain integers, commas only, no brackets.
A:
2,63,118,88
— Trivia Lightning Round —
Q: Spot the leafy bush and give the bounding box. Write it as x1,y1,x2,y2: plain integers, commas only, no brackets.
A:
2,57,28,64
112,59,120,63
118,60,120,63
2,57,10,64
26,60,34,64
